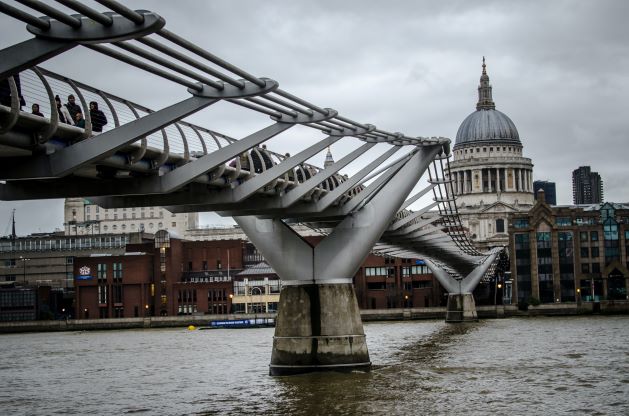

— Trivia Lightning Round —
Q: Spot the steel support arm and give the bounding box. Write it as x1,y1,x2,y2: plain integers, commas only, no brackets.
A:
281,142,375,207
389,202,439,231
398,184,437,212
421,258,460,293
314,145,442,281
340,154,414,215
158,122,293,193
0,37,75,80
233,216,314,283
460,249,501,293
232,135,342,202
315,146,401,211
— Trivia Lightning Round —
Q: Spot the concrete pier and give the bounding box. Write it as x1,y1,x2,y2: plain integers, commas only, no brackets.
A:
445,293,478,322
269,283,371,376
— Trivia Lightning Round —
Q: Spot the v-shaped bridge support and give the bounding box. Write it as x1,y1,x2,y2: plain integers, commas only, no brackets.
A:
423,248,502,322
234,145,442,375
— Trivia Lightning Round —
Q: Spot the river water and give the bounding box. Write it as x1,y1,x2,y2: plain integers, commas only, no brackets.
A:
1,316,628,415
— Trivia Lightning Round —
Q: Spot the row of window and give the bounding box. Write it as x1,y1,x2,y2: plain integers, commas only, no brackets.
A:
86,211,165,221
0,236,128,252
85,205,178,215
96,263,122,282
364,265,430,277
366,280,432,290
457,145,519,156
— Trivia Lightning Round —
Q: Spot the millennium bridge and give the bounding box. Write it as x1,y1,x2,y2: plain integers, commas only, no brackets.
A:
0,0,504,375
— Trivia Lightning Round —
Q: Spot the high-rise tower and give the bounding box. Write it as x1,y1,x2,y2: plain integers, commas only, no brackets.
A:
572,166,603,204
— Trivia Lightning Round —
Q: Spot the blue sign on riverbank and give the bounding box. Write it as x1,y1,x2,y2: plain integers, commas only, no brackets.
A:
76,275,93,280
210,319,251,328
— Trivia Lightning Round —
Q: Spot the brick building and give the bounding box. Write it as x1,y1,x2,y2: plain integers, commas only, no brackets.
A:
74,230,444,319
354,253,443,308
74,231,244,318
509,190,629,304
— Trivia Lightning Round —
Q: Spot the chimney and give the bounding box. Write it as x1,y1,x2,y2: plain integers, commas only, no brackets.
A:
536,188,546,203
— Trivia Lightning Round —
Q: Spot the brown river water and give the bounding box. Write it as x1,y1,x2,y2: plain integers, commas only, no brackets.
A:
1,316,628,415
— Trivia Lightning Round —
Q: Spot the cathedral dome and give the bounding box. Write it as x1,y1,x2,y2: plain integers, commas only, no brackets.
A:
454,58,521,148
455,108,520,146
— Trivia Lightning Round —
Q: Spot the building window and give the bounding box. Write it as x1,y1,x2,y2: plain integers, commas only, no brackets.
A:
113,262,122,281
496,219,505,233
591,263,600,273
558,232,575,301
580,247,589,258
556,217,571,226
580,232,588,241
172,222,177,227
98,285,107,304
97,263,107,280
537,232,554,303
513,219,529,229
591,247,599,258
581,263,590,273
590,231,598,241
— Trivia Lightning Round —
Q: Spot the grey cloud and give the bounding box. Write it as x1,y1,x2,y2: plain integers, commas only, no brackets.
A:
1,0,628,234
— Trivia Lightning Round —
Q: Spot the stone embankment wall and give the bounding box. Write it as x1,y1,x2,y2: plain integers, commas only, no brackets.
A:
1,301,627,333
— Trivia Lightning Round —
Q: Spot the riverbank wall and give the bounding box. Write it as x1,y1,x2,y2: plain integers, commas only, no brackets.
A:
1,301,628,333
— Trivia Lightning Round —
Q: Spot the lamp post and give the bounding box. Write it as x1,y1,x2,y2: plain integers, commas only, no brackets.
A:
19,256,30,285
251,286,262,323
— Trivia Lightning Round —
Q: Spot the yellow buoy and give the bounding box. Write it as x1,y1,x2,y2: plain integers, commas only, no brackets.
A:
187,325,196,331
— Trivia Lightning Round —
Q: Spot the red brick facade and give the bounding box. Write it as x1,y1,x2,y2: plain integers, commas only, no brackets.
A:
75,235,443,318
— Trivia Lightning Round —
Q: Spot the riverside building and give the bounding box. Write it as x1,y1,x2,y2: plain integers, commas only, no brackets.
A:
73,230,441,319
64,198,198,237
509,190,629,304
448,58,534,250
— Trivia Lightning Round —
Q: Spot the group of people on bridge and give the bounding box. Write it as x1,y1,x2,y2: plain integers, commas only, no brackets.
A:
0,74,108,135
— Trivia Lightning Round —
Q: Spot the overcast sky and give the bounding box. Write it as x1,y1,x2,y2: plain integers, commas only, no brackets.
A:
1,0,628,236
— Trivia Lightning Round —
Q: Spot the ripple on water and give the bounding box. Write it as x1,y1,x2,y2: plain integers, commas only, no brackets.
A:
0,317,628,415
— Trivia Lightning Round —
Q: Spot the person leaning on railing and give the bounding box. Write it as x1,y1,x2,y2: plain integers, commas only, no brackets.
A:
55,95,73,125
65,94,82,121
89,101,108,134
74,112,85,129
31,103,43,117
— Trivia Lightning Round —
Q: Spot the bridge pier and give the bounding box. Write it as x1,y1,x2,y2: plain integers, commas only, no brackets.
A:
270,283,370,376
234,146,441,375
445,293,478,322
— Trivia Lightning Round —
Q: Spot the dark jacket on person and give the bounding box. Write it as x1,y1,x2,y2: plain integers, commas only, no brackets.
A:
0,74,26,108
89,101,108,132
65,100,82,121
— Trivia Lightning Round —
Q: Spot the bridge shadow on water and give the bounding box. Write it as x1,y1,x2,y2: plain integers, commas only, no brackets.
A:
231,321,484,416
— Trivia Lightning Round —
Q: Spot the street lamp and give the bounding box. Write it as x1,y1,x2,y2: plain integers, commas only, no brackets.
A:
251,286,262,323
19,256,30,284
